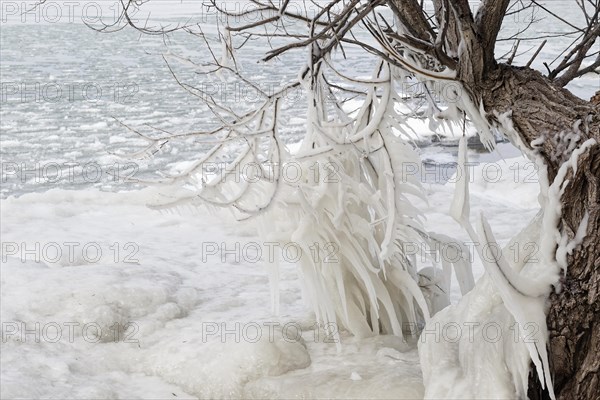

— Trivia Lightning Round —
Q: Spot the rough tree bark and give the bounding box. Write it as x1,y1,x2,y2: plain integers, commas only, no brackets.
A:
538,140,600,399
478,65,600,399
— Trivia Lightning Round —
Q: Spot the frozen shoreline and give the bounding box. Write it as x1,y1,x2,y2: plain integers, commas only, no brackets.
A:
1,154,540,398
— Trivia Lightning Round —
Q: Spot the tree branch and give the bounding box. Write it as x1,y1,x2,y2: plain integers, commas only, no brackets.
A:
386,0,434,41
447,0,485,84
475,0,511,70
553,23,600,86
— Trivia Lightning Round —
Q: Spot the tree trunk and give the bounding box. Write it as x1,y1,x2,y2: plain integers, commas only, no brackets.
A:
536,146,600,400
476,64,600,399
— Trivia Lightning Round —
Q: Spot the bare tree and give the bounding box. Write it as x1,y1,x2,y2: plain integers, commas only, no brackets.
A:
99,1,599,398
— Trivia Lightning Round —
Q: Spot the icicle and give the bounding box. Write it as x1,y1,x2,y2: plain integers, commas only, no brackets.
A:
449,136,470,224
216,26,234,81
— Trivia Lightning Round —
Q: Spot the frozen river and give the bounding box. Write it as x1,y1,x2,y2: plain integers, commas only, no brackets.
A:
1,1,597,197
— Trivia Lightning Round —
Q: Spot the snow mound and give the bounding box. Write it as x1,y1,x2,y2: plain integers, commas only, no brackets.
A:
418,274,531,399
141,330,311,398
244,335,424,399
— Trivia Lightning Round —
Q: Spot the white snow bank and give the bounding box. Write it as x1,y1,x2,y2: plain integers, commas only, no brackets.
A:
419,275,531,399
1,188,421,399
0,188,310,398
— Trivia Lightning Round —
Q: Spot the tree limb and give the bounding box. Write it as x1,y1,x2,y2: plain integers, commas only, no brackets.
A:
386,0,434,41
475,0,511,70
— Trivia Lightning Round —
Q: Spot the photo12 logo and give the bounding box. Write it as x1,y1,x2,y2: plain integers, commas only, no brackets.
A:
201,321,340,344
198,1,330,25
2,321,139,344
419,321,540,344
200,241,339,264
400,161,539,184
1,241,140,265
0,1,141,24
1,82,138,104
1,161,139,185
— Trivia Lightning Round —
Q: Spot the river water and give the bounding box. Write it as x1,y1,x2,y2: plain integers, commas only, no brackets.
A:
1,1,596,197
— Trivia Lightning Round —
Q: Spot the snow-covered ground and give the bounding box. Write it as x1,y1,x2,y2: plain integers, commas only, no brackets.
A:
1,155,540,398
1,1,595,398
1,187,424,399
